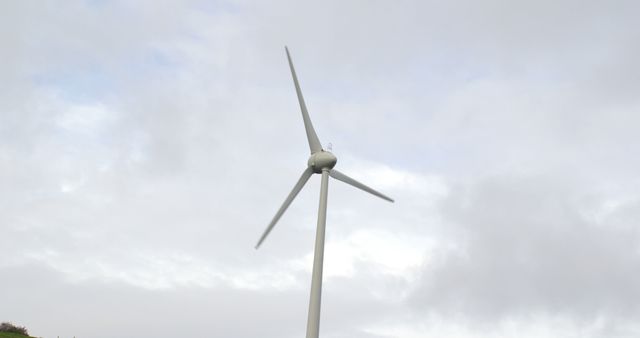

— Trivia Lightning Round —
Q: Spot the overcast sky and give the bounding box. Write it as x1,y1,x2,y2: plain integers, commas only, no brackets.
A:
2,1,640,337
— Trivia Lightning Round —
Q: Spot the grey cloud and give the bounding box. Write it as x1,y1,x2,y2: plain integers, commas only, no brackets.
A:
411,174,640,320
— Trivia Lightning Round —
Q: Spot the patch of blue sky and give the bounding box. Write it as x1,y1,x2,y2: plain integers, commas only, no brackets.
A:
31,48,181,104
32,64,115,104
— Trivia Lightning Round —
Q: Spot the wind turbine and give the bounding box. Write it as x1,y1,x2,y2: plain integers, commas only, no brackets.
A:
255,47,394,338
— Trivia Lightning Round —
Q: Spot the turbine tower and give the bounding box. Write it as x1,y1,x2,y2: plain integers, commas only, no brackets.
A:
256,47,394,338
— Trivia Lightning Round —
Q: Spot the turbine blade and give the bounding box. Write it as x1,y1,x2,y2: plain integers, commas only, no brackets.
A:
255,167,314,249
285,46,323,154
329,169,394,203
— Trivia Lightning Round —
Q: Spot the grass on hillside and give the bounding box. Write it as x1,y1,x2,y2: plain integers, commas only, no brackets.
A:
0,332,32,338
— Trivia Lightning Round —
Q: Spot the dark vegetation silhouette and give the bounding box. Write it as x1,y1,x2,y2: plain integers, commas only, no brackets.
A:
0,322,29,336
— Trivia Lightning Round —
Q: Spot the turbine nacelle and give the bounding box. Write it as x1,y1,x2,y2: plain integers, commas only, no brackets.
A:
307,151,337,173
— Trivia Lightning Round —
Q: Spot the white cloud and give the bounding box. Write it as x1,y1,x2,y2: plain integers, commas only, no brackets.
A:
294,229,431,281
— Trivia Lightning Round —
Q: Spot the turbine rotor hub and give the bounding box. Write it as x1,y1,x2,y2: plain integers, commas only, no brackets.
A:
308,151,337,173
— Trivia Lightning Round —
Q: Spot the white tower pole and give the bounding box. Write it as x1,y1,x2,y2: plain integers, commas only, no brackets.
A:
306,168,330,338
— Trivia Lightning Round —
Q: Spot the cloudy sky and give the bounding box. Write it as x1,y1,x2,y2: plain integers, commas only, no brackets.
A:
2,1,640,337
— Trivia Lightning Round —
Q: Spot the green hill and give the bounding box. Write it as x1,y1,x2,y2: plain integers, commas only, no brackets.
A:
0,332,32,338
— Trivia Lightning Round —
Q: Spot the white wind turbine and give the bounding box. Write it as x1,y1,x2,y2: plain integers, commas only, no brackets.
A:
255,47,394,338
